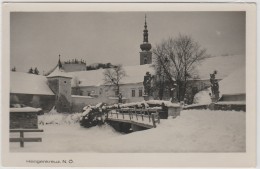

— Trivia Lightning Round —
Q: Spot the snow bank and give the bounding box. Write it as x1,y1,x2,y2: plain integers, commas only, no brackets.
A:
10,124,121,152
94,110,245,152
193,88,211,104
38,113,82,125
11,109,245,153
10,72,54,95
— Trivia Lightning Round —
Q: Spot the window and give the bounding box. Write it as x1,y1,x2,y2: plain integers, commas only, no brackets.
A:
132,89,136,97
144,58,147,64
139,89,143,97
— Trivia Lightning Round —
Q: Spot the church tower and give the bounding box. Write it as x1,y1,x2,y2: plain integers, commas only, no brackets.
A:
140,15,152,65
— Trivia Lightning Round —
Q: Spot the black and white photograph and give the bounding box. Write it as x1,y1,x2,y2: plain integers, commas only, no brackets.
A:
1,2,256,167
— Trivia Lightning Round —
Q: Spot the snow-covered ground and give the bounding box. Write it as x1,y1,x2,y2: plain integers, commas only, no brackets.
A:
10,110,245,153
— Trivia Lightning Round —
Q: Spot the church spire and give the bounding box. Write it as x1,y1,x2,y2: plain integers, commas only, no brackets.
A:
143,14,149,43
140,14,151,51
58,54,62,69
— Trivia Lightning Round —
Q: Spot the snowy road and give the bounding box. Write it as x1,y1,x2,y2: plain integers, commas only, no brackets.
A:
10,110,245,153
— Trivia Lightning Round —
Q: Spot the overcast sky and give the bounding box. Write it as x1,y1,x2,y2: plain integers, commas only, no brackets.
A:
10,12,245,74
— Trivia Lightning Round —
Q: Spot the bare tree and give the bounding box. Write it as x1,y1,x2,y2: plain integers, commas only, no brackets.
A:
153,34,209,102
103,65,126,103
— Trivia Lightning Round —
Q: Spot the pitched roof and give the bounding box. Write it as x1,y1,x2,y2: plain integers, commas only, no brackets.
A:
47,66,72,78
10,72,54,95
219,66,245,95
196,55,245,80
67,64,154,87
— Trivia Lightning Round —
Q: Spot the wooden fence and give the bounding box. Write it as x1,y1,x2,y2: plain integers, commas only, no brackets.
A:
10,129,44,147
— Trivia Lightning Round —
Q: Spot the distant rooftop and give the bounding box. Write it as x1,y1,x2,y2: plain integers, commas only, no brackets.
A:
47,67,73,78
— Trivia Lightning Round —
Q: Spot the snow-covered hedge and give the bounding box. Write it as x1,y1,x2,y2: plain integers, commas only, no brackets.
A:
105,100,180,110
38,113,82,125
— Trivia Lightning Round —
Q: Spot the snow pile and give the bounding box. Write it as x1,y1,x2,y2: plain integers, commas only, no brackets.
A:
82,108,92,116
11,109,245,152
10,72,54,95
193,88,211,104
94,110,245,152
38,113,82,125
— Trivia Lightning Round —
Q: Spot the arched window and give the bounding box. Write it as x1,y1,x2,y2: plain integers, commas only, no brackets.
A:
144,58,147,64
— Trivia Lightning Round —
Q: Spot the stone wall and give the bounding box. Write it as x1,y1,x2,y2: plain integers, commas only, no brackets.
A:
10,94,55,112
10,112,38,129
220,94,245,101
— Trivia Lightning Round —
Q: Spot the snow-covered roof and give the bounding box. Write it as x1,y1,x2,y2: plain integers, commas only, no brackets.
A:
146,100,180,107
47,66,72,78
215,101,246,105
219,66,245,95
10,107,42,113
71,95,93,99
10,72,54,95
196,55,245,80
68,64,154,87
193,66,245,104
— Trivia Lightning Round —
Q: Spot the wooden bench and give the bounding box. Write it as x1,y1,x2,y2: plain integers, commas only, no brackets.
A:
10,129,44,147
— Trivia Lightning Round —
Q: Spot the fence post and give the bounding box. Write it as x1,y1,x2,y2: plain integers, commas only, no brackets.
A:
20,131,24,147
157,111,160,124
152,114,156,128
